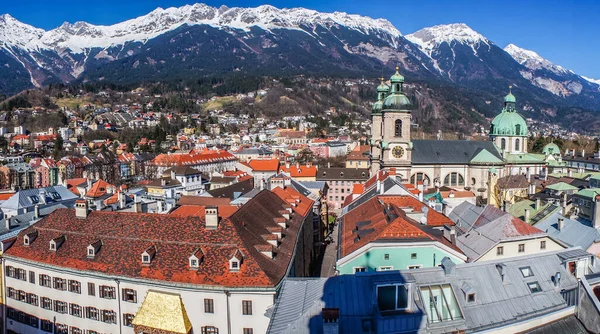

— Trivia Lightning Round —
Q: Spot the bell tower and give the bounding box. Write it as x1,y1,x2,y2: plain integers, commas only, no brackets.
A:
370,67,413,178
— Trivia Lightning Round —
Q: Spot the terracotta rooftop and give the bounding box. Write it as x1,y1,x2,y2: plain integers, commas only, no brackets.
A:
246,159,280,172
85,179,115,198
177,196,231,206
379,195,455,227
4,189,309,288
340,197,460,258
170,205,238,219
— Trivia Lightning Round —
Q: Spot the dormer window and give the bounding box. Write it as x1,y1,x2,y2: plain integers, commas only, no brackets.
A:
189,248,205,269
229,249,243,272
87,240,102,259
142,245,157,265
49,235,66,251
23,231,37,246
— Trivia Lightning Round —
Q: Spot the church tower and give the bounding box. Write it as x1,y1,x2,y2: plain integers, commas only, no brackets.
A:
370,67,412,179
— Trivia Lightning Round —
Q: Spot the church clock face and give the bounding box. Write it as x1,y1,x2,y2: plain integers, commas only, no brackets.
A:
392,146,405,159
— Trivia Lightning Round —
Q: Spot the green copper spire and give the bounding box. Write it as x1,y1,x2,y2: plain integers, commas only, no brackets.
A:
490,87,528,137
382,67,411,111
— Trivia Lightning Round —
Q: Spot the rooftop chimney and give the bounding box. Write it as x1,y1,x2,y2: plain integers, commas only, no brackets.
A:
170,169,176,180
322,308,340,334
557,218,564,231
75,200,89,219
205,206,219,229
593,196,600,229
441,257,456,276
34,204,40,220
496,263,507,282
535,198,541,211
524,209,530,224
118,191,126,209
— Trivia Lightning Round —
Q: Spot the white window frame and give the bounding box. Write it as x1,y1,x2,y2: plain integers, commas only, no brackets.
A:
378,266,393,271
407,265,423,270
353,267,366,273
376,283,409,312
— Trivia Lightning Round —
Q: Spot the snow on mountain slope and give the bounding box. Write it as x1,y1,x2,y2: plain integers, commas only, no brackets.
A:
504,43,567,75
37,4,401,53
583,76,600,86
405,23,489,57
0,14,44,50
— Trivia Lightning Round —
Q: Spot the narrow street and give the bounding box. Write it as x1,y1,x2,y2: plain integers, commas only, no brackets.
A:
319,219,339,277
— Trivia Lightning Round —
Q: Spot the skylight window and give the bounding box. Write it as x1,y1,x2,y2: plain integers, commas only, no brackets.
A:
29,196,39,204
420,284,463,324
527,282,542,293
377,284,408,312
520,266,534,278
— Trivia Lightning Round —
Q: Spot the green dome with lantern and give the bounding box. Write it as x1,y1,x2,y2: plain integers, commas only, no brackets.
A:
489,88,528,137
542,143,561,156
382,67,411,111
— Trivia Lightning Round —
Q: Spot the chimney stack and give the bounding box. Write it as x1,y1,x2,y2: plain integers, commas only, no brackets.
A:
535,198,541,211
557,218,564,231
118,191,126,209
524,209,530,224
441,257,456,276
322,308,340,334
34,204,40,220
205,206,219,229
593,196,600,229
75,200,89,219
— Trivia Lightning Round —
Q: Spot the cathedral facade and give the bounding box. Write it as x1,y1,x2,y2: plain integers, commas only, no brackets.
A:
369,69,549,199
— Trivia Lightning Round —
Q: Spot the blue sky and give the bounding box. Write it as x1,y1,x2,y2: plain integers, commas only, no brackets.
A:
4,0,600,78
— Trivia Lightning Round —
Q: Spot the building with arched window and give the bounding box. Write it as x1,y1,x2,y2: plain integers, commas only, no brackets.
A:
370,70,549,205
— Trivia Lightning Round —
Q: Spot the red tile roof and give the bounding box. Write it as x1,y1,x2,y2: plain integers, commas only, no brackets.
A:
177,196,231,206
5,190,309,288
340,197,439,258
152,149,236,167
246,159,280,172
379,195,454,227
171,205,238,219
85,179,115,198
279,164,318,178
272,187,314,217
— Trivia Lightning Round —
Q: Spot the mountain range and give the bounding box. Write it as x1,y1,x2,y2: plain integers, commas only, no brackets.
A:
1,3,600,128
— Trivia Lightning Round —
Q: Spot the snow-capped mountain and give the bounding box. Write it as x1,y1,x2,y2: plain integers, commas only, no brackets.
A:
1,3,600,118
583,76,600,86
504,43,599,96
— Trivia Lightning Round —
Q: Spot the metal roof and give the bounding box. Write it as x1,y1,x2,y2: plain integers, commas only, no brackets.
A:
268,249,585,334
0,185,78,211
411,140,503,165
534,212,600,250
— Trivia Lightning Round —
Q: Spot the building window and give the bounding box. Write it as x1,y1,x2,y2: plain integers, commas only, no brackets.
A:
41,319,53,332
88,282,95,296
26,293,38,306
354,267,366,273
201,327,219,334
408,265,422,269
501,138,506,150
443,173,465,187
123,313,135,327
7,287,16,299
519,266,534,278
384,254,390,260
540,241,546,250
17,268,27,281
29,271,35,284
54,300,68,314
204,298,214,313
411,253,417,259
85,307,99,320
410,173,431,186
122,288,137,303
41,297,52,310
242,300,253,315
518,244,525,253
496,246,504,256
6,266,15,278
527,282,542,293
515,138,520,151
378,266,393,271
69,303,82,317
377,284,409,311
243,329,254,334
53,277,67,290
395,119,402,137
70,327,82,334
68,280,81,294
101,310,117,324
515,124,521,136
55,323,68,334
99,285,116,299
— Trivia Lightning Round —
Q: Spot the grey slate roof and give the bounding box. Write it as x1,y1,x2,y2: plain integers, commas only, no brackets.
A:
534,212,600,250
411,140,503,165
0,203,67,240
341,177,403,216
448,201,484,232
523,315,588,334
0,185,78,211
268,249,585,334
